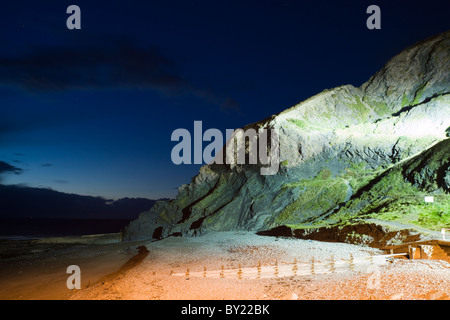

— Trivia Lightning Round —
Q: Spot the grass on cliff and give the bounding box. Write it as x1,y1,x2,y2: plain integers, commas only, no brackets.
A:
276,138,449,232
347,96,373,122
340,161,381,192
286,118,328,131
324,138,450,231
370,196,450,231
278,162,386,229
287,119,308,129
413,201,450,230
328,164,450,231
284,158,449,232
276,169,349,226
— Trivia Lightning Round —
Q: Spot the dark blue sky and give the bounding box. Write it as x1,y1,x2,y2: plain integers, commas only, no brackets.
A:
0,0,448,200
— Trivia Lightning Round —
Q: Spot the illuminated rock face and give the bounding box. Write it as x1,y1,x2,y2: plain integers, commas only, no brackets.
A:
445,168,450,191
124,31,450,241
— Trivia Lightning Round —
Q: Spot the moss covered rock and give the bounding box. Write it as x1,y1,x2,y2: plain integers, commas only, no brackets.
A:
124,31,450,241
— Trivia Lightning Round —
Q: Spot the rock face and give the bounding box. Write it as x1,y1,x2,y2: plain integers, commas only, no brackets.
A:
324,138,450,226
445,168,450,191
124,31,450,241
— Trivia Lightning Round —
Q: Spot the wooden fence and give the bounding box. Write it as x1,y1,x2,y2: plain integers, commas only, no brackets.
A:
171,254,404,280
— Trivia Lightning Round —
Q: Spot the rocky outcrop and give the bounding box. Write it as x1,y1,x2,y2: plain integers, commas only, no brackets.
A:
323,138,450,226
123,31,450,241
361,32,449,115
444,168,450,191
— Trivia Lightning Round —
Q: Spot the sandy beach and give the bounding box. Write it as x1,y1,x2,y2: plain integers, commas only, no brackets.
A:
0,237,144,300
1,231,449,300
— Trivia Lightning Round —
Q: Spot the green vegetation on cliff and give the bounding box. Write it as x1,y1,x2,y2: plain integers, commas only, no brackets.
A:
276,169,349,226
326,139,450,231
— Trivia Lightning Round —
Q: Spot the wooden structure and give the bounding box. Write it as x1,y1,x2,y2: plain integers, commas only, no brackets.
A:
380,240,450,261
172,254,402,279
442,228,450,241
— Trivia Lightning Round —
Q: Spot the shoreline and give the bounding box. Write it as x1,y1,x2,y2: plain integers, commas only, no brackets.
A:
0,236,148,300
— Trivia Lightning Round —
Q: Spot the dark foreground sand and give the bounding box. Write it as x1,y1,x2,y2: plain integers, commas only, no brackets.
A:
1,232,449,300
0,238,145,299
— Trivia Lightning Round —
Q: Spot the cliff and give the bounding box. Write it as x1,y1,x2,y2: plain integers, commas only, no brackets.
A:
124,31,450,241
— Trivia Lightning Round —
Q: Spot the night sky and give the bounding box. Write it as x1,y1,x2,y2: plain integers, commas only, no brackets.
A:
0,0,448,200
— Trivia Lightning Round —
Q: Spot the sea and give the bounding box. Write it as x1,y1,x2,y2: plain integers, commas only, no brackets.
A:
0,219,132,240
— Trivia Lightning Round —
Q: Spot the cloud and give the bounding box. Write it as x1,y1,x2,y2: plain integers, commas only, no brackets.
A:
0,161,23,175
54,179,68,184
0,161,23,183
0,38,242,115
220,97,243,115
191,87,243,115
0,40,186,92
40,163,53,167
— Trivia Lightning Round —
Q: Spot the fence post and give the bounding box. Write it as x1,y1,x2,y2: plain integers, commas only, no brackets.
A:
410,247,416,260
293,258,298,276
349,254,355,271
330,255,335,273
274,260,279,277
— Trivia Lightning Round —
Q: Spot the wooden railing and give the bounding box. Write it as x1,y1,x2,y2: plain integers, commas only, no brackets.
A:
171,254,405,279
442,228,450,241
